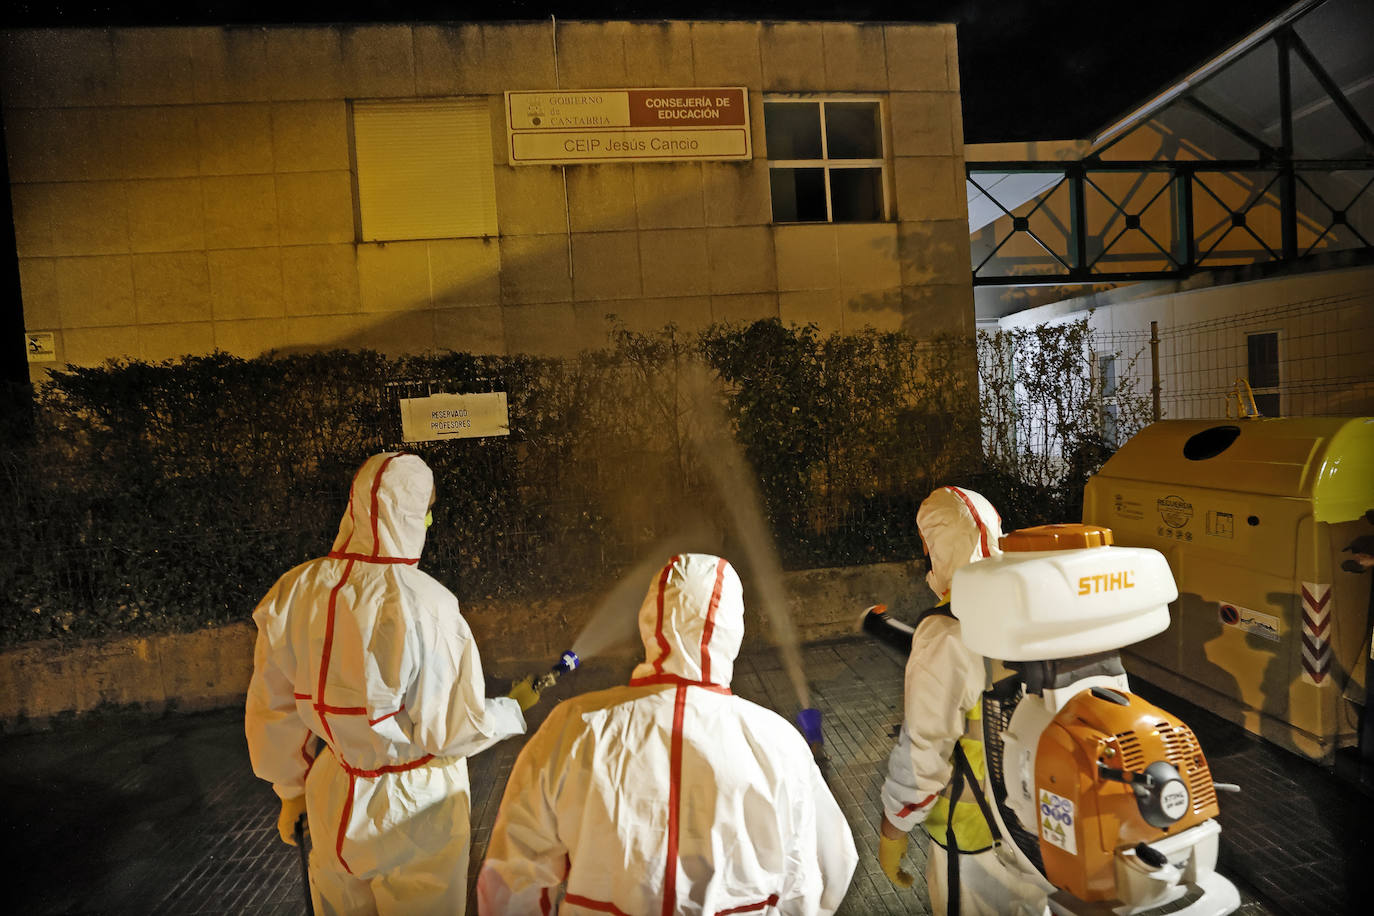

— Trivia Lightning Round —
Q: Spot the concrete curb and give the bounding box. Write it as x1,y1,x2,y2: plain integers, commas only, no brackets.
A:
1,560,923,731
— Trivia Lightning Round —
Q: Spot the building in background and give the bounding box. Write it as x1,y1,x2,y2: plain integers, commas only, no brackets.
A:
966,0,1373,421
2,19,974,380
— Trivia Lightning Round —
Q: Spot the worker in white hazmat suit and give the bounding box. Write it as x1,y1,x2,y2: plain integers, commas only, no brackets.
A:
246,452,526,915
476,553,858,915
877,486,1050,915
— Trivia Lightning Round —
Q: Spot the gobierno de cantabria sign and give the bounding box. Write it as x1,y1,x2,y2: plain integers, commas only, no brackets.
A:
506,88,751,165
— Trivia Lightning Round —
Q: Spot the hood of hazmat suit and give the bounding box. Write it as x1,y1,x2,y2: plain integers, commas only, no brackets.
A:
477,553,858,916
917,485,1004,600
246,453,524,913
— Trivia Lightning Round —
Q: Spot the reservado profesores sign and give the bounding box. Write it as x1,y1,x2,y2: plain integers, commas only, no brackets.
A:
506,88,751,164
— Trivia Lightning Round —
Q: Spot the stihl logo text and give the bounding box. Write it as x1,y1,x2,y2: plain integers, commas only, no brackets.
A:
1078,571,1136,595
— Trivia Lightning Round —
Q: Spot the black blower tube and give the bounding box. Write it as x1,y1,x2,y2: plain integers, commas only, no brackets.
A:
860,605,915,654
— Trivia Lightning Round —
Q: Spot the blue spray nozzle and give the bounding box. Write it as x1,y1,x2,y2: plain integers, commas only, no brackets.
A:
534,650,582,692
555,650,580,673
796,708,823,747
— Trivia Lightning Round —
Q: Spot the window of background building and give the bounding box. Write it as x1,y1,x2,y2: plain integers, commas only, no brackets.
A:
764,99,887,223
351,99,498,242
1246,330,1281,416
1098,353,1119,446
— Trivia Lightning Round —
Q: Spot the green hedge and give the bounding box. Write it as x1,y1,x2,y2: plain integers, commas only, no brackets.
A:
1,318,1140,647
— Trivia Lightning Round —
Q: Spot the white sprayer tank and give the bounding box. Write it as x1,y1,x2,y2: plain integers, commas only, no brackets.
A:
951,524,1178,661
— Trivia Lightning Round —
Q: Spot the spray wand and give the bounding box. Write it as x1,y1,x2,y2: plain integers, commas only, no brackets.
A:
509,650,581,712
533,650,581,692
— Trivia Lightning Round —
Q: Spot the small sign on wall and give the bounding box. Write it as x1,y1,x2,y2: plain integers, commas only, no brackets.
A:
26,332,56,363
400,392,510,442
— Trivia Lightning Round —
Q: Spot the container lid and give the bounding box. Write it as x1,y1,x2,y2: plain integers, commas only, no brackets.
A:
1000,523,1114,552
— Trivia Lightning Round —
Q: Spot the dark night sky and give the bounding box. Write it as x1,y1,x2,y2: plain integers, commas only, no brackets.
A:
3,1,1298,143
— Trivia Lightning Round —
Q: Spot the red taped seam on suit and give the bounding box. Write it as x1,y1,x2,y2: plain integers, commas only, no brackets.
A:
945,486,991,557
326,551,419,565
716,894,781,915
897,793,937,817
661,685,689,916
651,557,677,675
564,894,632,915
699,557,727,683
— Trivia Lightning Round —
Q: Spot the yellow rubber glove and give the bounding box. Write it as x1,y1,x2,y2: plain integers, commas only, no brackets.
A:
277,795,308,846
878,831,915,888
508,675,541,712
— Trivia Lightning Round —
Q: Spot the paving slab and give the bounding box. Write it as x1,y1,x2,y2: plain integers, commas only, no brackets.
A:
1,636,1307,914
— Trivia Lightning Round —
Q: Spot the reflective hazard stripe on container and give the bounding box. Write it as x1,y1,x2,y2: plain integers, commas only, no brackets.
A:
1301,582,1332,685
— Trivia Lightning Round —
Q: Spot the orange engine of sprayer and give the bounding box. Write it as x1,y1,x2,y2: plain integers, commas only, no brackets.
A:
1035,688,1220,902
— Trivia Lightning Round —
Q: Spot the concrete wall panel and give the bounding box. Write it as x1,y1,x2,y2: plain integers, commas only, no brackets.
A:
190,27,273,104
214,317,287,358
196,103,275,175
623,22,696,86
202,174,279,249
889,91,957,158
44,181,129,257
17,258,59,328
837,223,901,291
430,237,502,308
712,292,779,324
63,325,139,366
126,178,205,253
495,165,570,235
282,244,361,317
413,25,483,96
113,28,197,106
271,101,349,172
635,163,705,229
0,29,117,108
480,23,558,92
780,288,843,331
565,165,636,233
97,106,201,179
884,24,956,92
133,251,212,324
437,304,506,355
263,28,345,101
557,22,631,89
499,235,573,304
707,226,776,295
899,219,974,288
639,228,710,298
761,22,827,92
503,302,577,355
774,224,839,291
822,23,889,92
571,231,643,301
341,25,417,99
357,242,432,313
643,295,712,333
703,160,771,227
208,248,284,320
55,256,134,331
691,22,763,88
139,321,215,362
893,156,965,222
275,171,354,246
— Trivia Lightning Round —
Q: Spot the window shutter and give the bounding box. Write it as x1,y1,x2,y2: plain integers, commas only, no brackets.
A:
353,99,498,241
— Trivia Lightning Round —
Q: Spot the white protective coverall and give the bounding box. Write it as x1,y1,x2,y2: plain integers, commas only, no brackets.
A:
880,487,1050,916
246,452,526,916
477,553,858,915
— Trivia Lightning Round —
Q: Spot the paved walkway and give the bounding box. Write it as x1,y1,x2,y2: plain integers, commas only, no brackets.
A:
8,634,1361,915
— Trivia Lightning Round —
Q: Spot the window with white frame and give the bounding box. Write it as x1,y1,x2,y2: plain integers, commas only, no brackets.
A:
351,99,498,242
1246,331,1281,416
764,98,888,223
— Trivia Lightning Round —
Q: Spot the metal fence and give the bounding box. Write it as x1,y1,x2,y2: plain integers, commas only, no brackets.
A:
1094,289,1374,421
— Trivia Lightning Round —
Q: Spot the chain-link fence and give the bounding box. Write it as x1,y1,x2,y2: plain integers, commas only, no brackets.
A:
1094,290,1374,422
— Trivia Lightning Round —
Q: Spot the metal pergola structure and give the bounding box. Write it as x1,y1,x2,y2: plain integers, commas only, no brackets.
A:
967,0,1374,286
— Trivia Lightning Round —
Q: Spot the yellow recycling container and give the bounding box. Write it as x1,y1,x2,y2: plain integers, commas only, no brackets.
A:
1083,417,1374,762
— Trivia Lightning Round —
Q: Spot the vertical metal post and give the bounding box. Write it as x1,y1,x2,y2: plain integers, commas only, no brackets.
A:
1175,167,1196,272
1070,164,1088,278
1150,320,1161,422
1276,28,1298,261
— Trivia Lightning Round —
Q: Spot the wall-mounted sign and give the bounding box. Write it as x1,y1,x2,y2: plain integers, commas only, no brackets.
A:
25,332,56,363
506,88,751,165
400,392,510,442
